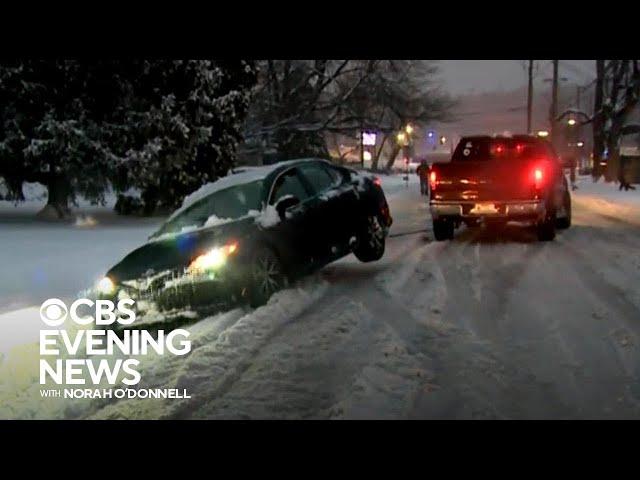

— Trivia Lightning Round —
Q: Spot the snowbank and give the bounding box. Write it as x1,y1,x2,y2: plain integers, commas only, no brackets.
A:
89,278,329,420
0,307,42,359
572,176,640,226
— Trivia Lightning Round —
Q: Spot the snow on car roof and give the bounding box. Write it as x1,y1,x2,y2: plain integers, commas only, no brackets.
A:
167,158,324,221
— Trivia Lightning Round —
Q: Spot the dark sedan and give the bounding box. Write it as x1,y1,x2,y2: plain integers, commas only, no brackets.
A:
95,158,392,312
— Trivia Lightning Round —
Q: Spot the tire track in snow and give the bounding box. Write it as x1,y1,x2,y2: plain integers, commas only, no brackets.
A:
86,278,330,420
188,233,451,419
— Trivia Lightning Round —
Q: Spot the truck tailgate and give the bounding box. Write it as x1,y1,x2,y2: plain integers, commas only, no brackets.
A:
432,158,540,202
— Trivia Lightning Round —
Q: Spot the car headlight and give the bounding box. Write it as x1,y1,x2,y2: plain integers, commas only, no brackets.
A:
96,276,115,295
188,243,238,273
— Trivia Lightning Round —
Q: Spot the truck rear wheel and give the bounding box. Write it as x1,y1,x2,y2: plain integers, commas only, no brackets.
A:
433,219,454,241
556,189,572,230
536,210,556,241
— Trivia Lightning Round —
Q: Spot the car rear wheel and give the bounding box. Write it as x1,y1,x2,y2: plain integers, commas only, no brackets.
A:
433,219,454,241
248,246,288,308
354,214,386,262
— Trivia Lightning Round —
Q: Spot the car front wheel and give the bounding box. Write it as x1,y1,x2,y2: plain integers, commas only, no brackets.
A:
354,214,386,262
248,246,288,308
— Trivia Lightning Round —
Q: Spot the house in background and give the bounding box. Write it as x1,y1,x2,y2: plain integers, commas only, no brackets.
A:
619,123,640,184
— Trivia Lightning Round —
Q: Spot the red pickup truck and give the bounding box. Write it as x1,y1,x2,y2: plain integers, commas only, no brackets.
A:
429,135,572,241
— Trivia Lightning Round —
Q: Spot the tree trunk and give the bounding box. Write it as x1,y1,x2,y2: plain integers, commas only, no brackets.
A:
384,144,401,171
37,173,72,220
605,136,620,183
371,133,388,172
142,185,159,216
618,155,628,189
327,132,342,162
592,60,605,181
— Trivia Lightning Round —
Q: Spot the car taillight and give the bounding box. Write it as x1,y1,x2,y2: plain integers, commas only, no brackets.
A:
429,170,437,191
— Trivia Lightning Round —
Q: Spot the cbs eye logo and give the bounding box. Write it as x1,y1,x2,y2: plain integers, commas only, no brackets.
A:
40,298,68,327
39,297,137,326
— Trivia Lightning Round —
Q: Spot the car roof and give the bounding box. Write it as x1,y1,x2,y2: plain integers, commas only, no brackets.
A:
167,158,330,222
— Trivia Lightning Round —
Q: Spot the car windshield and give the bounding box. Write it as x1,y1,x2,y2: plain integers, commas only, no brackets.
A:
153,180,264,237
452,138,551,161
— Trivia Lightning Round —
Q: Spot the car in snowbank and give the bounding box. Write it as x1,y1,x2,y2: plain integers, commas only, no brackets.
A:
96,158,393,311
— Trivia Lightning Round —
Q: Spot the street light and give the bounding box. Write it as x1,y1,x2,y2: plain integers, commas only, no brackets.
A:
567,118,576,126
397,127,413,187
577,141,584,147
439,135,447,145
537,130,549,137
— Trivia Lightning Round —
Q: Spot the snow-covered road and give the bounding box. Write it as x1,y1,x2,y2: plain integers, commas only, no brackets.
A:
2,175,640,419
178,181,640,420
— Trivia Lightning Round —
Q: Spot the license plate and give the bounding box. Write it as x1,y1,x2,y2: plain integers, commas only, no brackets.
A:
470,203,498,215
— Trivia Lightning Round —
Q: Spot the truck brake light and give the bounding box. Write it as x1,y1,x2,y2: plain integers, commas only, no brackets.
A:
533,167,543,189
429,171,437,191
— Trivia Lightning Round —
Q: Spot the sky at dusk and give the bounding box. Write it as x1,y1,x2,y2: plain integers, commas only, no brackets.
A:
437,60,596,95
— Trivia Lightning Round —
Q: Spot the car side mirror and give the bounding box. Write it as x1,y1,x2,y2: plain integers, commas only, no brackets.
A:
275,195,300,219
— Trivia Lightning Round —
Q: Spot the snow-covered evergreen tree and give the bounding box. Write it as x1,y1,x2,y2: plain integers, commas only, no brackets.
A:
108,60,256,214
0,60,256,217
0,61,118,217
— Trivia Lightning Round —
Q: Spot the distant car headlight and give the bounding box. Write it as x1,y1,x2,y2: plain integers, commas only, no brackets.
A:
96,276,116,295
188,243,238,273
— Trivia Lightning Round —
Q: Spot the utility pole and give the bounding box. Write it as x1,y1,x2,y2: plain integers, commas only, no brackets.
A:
527,60,534,134
550,60,559,146
359,124,364,168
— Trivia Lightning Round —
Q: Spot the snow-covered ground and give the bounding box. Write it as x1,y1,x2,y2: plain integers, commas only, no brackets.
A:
572,175,640,226
0,187,163,315
2,172,640,419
